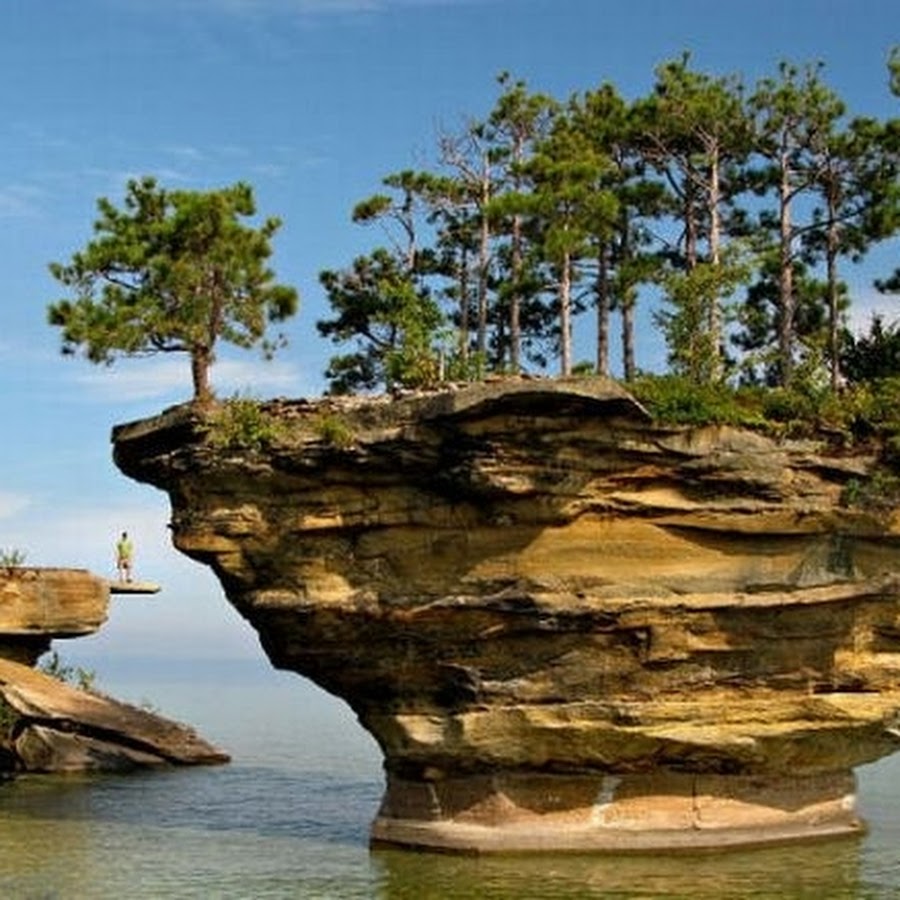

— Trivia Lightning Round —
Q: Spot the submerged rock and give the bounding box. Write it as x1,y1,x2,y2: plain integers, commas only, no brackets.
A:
0,658,229,773
111,378,900,851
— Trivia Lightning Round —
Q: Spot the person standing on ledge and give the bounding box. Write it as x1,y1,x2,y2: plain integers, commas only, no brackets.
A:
116,531,134,583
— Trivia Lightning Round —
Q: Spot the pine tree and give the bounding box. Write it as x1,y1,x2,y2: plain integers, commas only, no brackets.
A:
48,177,297,404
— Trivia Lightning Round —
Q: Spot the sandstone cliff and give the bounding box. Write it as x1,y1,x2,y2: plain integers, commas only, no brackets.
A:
111,378,900,851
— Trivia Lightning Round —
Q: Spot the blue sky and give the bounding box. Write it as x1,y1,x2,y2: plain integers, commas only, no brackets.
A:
0,0,897,665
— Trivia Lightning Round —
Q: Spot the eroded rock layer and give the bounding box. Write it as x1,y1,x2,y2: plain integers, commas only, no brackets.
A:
0,568,109,664
112,378,900,851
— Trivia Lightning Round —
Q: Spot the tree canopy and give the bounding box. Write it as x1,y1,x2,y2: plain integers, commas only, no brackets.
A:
48,177,298,403
318,52,899,395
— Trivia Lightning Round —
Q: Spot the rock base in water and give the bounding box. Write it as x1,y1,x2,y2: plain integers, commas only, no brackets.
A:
371,770,861,853
110,381,900,853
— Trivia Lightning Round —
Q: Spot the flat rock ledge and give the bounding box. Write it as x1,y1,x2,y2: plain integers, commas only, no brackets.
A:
111,378,900,852
0,658,229,773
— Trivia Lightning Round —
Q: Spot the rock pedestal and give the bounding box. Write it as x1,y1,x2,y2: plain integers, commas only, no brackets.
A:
372,770,860,852
111,380,900,852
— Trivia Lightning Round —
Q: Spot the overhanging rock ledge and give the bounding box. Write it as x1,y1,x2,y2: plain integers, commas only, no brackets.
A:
112,377,900,852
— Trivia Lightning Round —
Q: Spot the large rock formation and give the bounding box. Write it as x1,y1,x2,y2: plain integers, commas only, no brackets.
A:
111,378,900,852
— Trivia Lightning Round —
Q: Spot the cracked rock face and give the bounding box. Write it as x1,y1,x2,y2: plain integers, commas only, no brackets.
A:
112,378,900,851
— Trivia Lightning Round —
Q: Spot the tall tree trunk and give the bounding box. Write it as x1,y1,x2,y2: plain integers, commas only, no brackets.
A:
509,131,527,375
560,254,572,377
510,212,522,372
826,195,841,391
477,224,489,362
619,214,636,382
778,147,795,387
191,346,213,405
458,245,470,367
596,243,610,376
707,149,723,381
477,173,491,365
622,291,635,382
684,176,698,271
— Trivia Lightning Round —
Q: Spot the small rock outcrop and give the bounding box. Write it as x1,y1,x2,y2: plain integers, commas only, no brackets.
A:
0,568,228,773
0,658,229,772
0,568,108,664
111,378,900,852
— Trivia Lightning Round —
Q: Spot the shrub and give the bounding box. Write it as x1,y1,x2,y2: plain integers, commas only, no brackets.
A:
0,548,27,578
840,468,900,512
629,375,764,428
204,396,284,451
313,413,355,449
39,651,97,692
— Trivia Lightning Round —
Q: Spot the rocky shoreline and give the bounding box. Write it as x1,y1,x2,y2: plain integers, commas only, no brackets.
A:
0,567,228,774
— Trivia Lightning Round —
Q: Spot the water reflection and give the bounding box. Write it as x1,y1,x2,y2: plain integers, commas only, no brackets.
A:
372,837,865,899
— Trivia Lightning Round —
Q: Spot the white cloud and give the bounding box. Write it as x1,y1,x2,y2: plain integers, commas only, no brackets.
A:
213,357,304,395
71,354,306,403
0,492,30,521
73,357,191,403
0,184,45,218
162,145,206,162
847,285,900,334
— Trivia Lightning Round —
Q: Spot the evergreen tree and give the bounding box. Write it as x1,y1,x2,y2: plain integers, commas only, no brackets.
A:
317,248,442,393
570,84,666,379
635,55,753,382
48,177,298,404
748,62,847,386
874,46,900,296
437,119,499,372
485,73,558,371
525,114,607,375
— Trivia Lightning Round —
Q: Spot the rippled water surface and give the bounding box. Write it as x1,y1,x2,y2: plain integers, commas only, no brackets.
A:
1,659,898,899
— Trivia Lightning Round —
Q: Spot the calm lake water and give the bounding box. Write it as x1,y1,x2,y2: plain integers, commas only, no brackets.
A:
1,657,899,899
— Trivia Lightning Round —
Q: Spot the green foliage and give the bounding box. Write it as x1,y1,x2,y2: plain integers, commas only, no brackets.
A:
656,251,752,385
841,468,900,512
572,360,596,377
0,696,19,741
204,396,284,452
319,56,898,394
630,375,766,427
39,651,96,693
0,548,27,575
312,413,355,449
842,316,900,383
318,248,444,393
383,307,443,390
629,373,896,443
443,350,488,383
47,177,298,403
